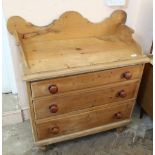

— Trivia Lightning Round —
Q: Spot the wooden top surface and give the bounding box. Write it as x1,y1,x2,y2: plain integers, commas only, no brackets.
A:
7,10,149,81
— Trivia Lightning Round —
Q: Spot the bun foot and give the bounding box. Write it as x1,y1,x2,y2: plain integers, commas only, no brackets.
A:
39,145,47,151
116,126,126,133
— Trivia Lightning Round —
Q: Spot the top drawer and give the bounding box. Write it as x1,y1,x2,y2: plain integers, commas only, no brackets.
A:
31,64,143,98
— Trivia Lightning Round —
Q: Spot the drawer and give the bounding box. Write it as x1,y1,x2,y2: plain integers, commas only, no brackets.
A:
36,101,133,140
33,80,139,119
31,64,143,98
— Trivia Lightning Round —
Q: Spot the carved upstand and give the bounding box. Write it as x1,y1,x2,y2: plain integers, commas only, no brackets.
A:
7,10,149,149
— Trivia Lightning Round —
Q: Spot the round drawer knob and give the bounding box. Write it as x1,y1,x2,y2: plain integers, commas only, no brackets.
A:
123,71,132,80
49,126,60,134
114,112,123,119
48,85,58,94
118,90,127,98
49,104,58,113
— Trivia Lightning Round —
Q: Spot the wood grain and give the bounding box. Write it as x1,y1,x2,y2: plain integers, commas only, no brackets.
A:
33,80,139,119
31,64,143,98
7,10,148,81
7,10,147,146
7,10,127,39
36,119,131,146
36,101,133,140
26,82,38,141
24,58,148,81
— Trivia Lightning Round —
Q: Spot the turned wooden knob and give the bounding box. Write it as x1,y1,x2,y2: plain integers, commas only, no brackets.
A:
49,104,58,113
49,126,59,134
118,90,127,98
48,85,58,94
114,112,123,119
122,71,132,80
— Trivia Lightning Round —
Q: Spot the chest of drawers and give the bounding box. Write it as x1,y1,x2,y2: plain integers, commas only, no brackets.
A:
7,10,149,148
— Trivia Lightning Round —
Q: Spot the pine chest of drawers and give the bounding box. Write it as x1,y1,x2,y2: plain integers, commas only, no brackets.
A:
7,10,149,148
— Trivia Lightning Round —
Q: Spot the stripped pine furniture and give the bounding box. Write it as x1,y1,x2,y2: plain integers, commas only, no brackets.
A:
7,10,149,149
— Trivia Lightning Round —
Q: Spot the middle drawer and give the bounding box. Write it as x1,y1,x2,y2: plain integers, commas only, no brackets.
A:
33,80,139,120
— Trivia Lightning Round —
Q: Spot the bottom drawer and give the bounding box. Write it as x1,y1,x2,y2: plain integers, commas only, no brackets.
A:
36,101,134,140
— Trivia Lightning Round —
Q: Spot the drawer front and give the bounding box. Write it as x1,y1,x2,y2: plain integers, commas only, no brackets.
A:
31,65,143,98
33,81,138,119
36,101,133,140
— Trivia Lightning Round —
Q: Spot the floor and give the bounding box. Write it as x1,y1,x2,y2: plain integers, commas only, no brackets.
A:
3,105,153,155
2,93,19,113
